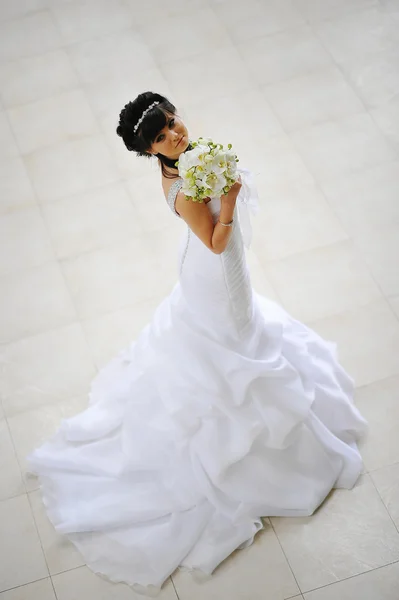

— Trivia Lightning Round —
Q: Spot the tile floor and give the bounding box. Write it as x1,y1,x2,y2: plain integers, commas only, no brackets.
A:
0,0,399,598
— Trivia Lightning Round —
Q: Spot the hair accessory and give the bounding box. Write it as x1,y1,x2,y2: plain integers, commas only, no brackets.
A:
133,101,160,133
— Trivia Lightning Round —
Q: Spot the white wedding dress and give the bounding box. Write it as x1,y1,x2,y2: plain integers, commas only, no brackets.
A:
29,170,367,594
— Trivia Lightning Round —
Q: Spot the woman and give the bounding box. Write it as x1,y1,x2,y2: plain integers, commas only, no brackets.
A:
29,92,367,593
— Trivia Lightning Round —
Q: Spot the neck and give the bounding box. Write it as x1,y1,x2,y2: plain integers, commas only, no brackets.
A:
158,153,178,168
160,143,192,165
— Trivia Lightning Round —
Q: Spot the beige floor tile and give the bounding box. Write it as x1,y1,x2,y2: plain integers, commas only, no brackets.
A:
50,0,132,45
0,420,24,501
104,127,159,180
265,241,381,322
356,376,399,471
246,250,280,302
355,224,399,298
1,323,95,417
0,495,48,592
0,156,36,216
390,296,399,318
239,25,332,87
263,67,363,132
371,463,399,529
272,475,399,592
304,561,399,599
185,88,283,145
241,133,315,194
0,263,76,344
66,36,172,141
252,181,347,262
0,579,56,600
310,300,399,387
321,161,399,237
0,208,54,277
0,0,47,24
7,397,88,491
81,299,160,369
0,11,62,64
29,490,85,575
8,90,99,155
61,238,160,320
0,112,19,161
125,0,203,25
52,565,178,599
67,29,157,88
292,113,397,182
314,7,399,65
142,7,231,65
342,49,399,111
212,0,305,44
296,0,378,22
322,167,399,291
144,222,182,260
371,96,399,153
161,46,255,106
25,135,120,204
0,578,56,600
125,174,186,235
0,50,78,109
42,182,141,260
380,0,399,14
173,525,299,600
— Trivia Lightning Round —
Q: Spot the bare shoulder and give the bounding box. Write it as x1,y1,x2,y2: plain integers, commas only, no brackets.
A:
162,175,189,215
161,174,210,221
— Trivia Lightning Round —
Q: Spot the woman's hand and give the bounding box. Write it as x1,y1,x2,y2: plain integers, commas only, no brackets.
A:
221,177,242,206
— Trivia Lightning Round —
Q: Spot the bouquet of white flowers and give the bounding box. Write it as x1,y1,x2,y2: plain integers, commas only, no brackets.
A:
177,138,239,202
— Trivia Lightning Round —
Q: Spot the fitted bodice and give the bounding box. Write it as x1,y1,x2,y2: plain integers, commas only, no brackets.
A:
166,177,254,339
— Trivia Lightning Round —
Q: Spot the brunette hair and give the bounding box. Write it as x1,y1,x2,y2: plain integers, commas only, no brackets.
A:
116,91,181,178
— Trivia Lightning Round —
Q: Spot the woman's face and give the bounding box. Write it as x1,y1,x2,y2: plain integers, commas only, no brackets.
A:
149,113,189,161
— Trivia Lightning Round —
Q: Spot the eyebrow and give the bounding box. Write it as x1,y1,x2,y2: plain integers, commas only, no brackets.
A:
156,118,174,142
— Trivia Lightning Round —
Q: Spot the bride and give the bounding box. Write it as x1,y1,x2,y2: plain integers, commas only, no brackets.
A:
29,91,367,593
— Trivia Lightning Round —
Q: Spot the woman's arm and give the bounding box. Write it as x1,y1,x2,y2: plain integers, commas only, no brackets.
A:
175,180,242,255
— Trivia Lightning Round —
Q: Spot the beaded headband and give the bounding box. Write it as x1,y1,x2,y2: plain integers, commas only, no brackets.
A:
133,101,160,133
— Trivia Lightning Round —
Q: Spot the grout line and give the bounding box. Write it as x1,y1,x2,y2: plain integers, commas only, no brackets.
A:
26,491,52,582
1,73,85,356
306,295,399,329
0,489,25,503
318,187,399,311
368,472,399,535
269,519,302,598
50,576,58,600
270,485,399,597
302,558,399,596
0,576,51,596
170,574,180,600
308,2,399,160
2,409,29,496
367,458,399,475
0,289,161,350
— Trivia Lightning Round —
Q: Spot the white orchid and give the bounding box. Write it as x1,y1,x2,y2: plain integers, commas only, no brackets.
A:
177,138,239,203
